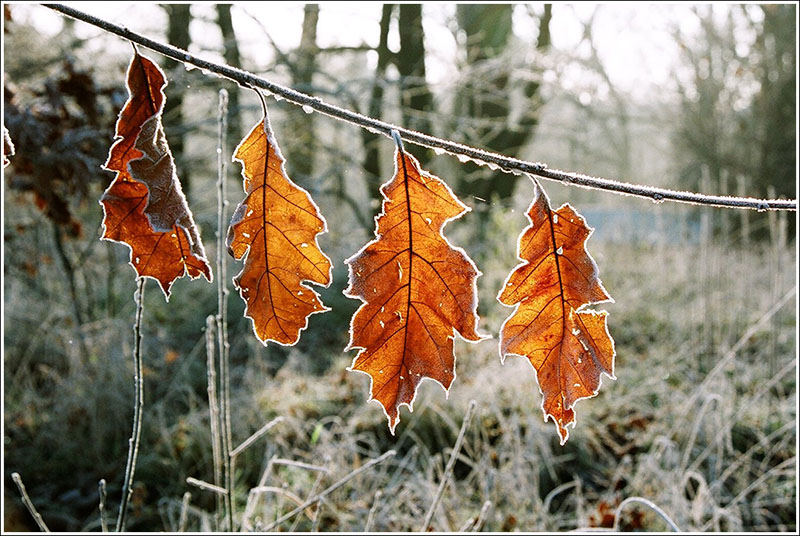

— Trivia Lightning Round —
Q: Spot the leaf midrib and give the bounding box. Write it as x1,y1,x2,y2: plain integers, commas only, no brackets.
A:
400,153,413,382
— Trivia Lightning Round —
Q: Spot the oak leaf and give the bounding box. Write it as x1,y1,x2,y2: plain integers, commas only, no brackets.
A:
345,147,484,432
498,180,615,444
226,114,332,345
101,52,211,297
3,125,14,168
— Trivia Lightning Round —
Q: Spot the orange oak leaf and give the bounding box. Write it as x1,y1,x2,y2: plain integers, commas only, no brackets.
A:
345,146,485,433
226,113,332,346
101,51,211,297
498,180,615,444
3,126,14,168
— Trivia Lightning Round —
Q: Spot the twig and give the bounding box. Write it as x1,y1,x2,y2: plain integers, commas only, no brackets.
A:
271,458,329,473
290,467,327,532
472,500,492,532
215,87,235,532
98,479,108,532
11,472,50,532
459,500,492,532
178,492,191,532
672,286,796,433
421,400,478,531
613,496,680,532
241,455,277,530
248,486,313,515
116,277,146,532
186,477,228,495
51,221,84,327
364,490,382,532
260,450,396,531
43,3,796,211
310,499,324,532
230,417,284,458
204,316,223,528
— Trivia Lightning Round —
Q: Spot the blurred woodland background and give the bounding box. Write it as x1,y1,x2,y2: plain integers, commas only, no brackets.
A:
2,3,797,532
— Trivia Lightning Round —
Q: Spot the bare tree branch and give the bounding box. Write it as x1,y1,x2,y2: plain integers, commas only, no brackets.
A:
44,4,797,211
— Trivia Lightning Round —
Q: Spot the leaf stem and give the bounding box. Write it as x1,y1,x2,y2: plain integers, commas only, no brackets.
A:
116,277,146,532
43,3,798,211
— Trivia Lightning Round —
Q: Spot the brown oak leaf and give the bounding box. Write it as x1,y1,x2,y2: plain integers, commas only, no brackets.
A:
101,52,211,297
498,180,615,444
226,113,332,345
3,125,14,168
345,146,485,433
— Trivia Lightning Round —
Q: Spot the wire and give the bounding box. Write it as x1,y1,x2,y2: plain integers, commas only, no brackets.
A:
45,3,796,212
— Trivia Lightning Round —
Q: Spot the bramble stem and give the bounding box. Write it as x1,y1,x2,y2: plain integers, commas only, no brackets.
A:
116,277,146,532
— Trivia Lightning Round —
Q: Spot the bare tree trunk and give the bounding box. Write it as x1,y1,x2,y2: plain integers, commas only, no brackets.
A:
216,4,243,148
162,5,192,197
285,4,319,183
396,4,434,166
455,4,551,220
361,4,394,207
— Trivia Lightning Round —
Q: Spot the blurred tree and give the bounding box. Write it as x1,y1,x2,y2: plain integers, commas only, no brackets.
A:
673,4,795,237
397,4,434,166
749,4,795,202
575,8,631,179
161,4,192,196
216,4,243,148
358,4,435,207
284,3,319,182
453,4,552,230
361,4,394,206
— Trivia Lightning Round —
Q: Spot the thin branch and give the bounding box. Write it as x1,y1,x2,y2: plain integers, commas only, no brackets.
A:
290,467,326,532
472,500,493,532
364,490,383,532
421,400,478,531
116,277,146,532
458,500,492,532
98,479,108,532
247,486,314,517
51,221,84,327
271,458,329,473
204,315,223,528
317,44,376,54
260,450,396,531
215,87,234,532
230,417,284,458
11,472,50,532
241,455,277,530
178,491,192,532
187,477,228,495
44,3,796,211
